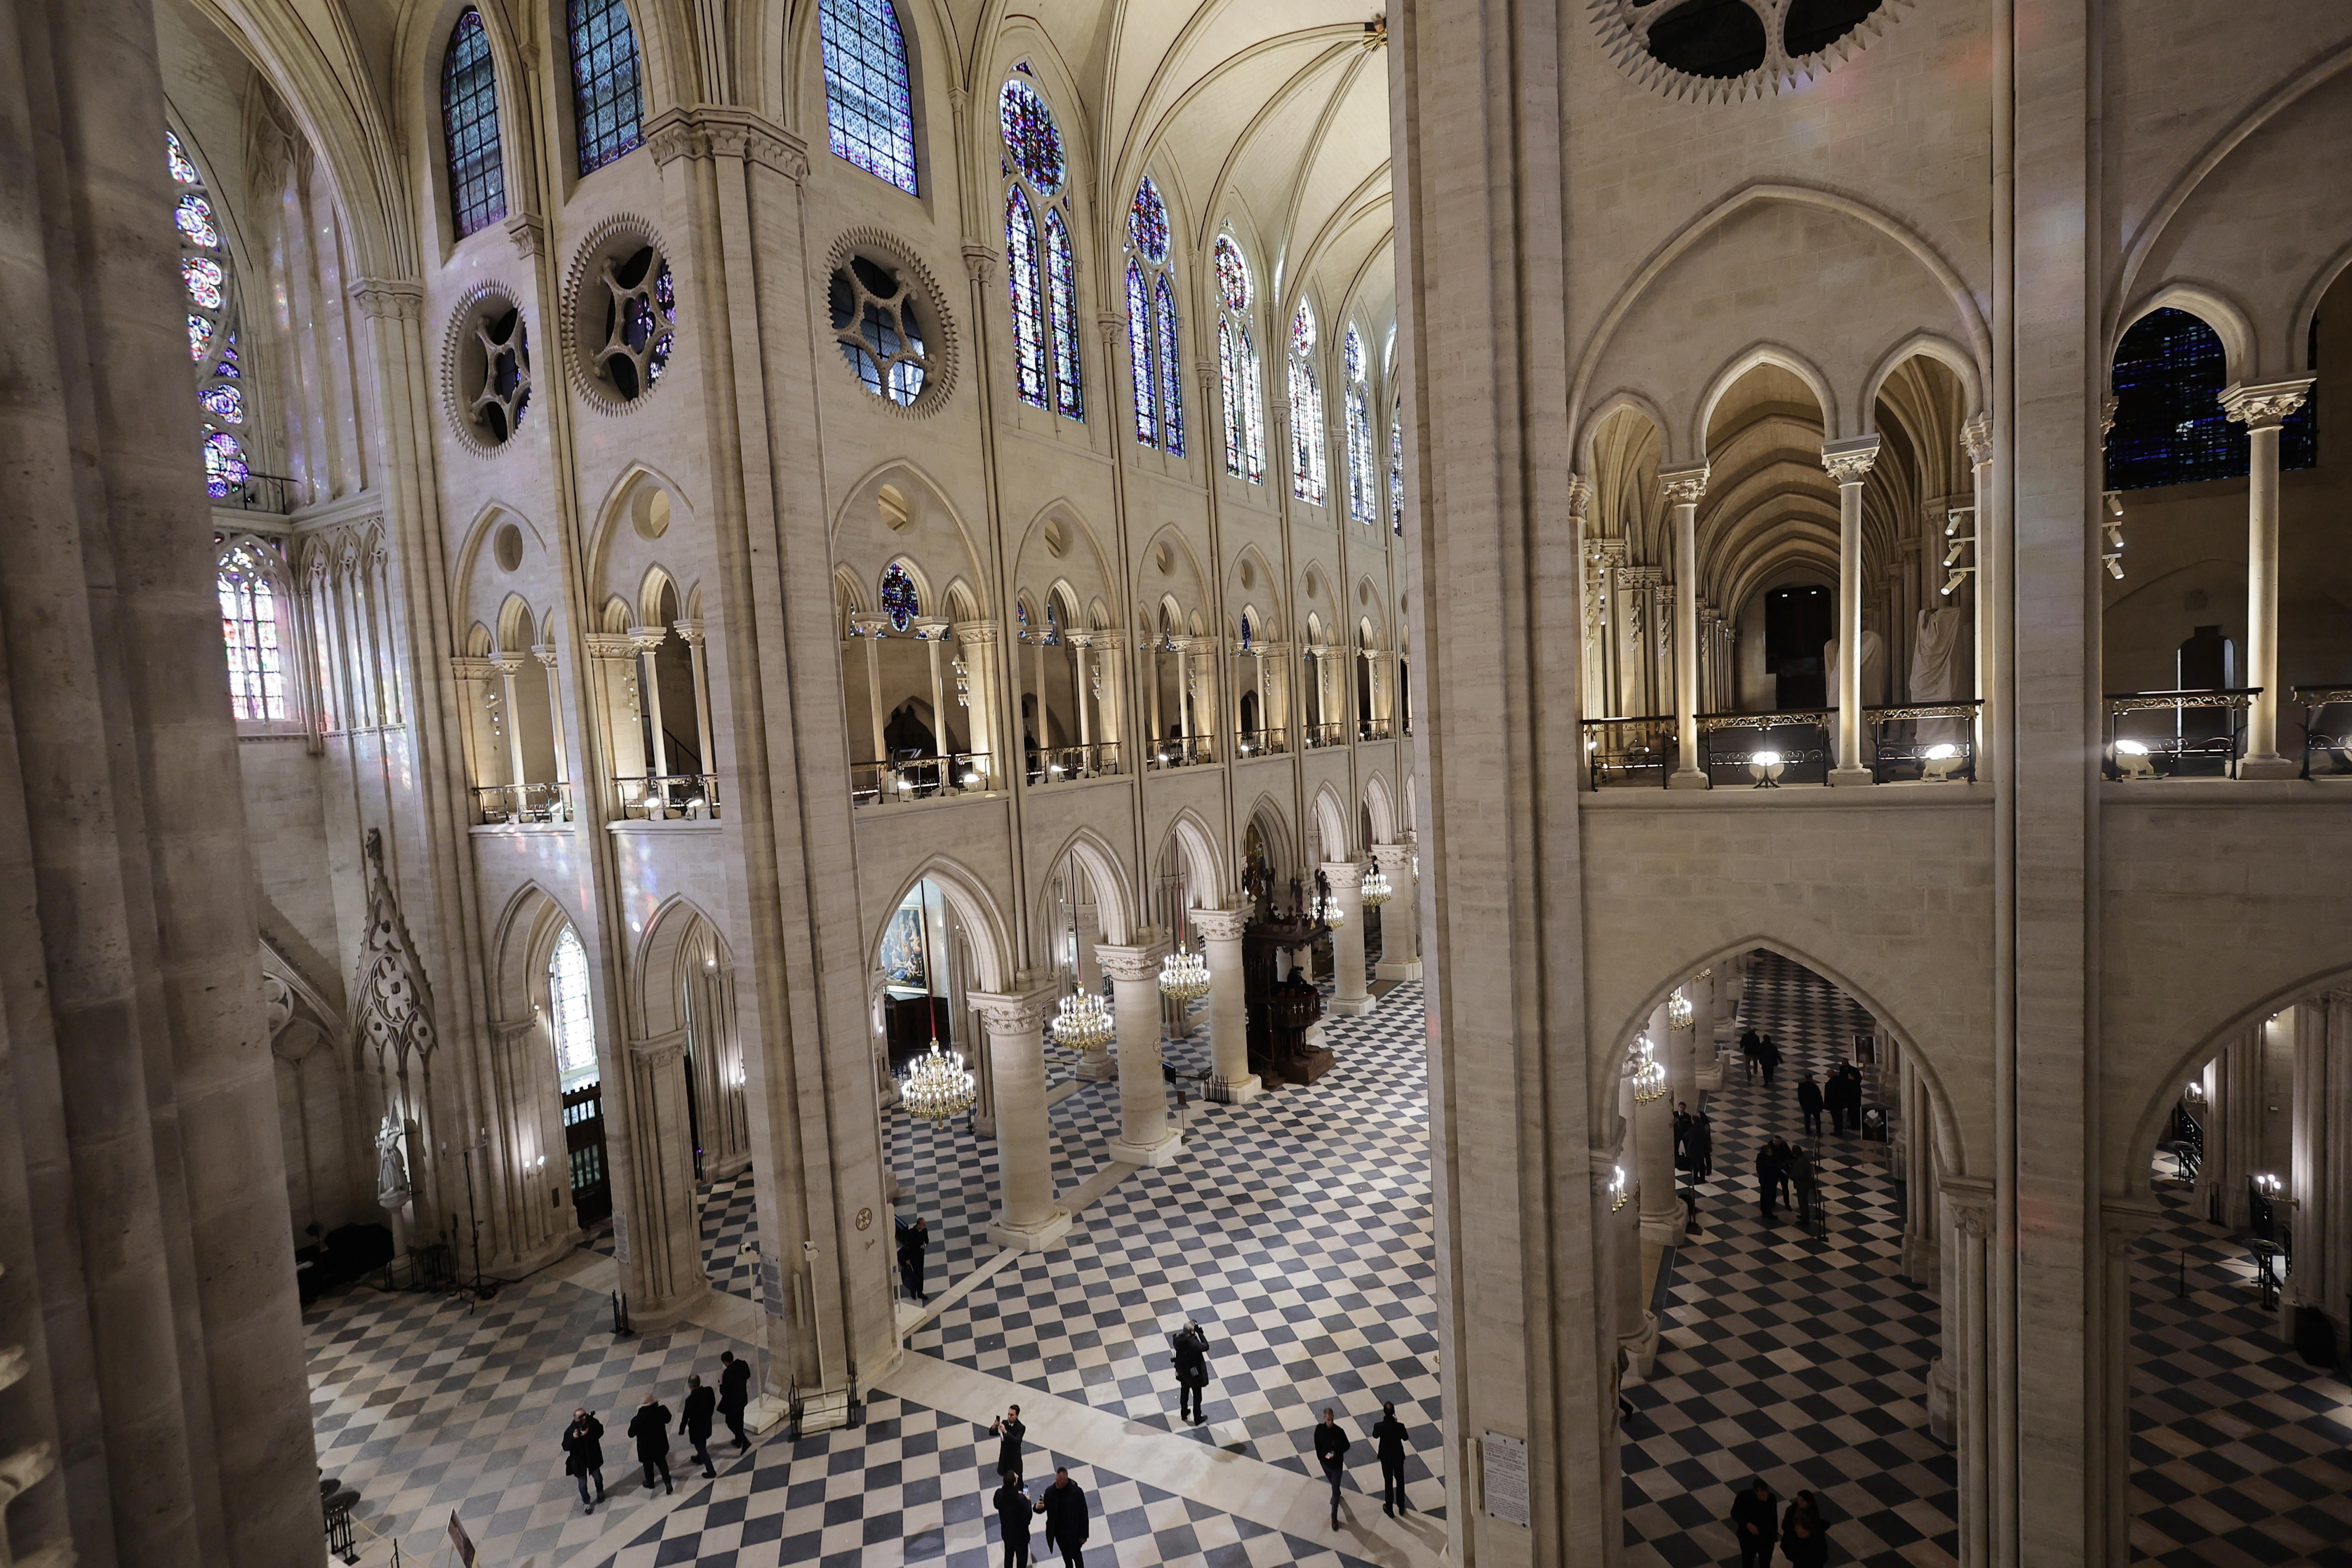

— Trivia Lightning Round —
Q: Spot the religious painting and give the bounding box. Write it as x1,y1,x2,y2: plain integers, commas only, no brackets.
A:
880,902,926,987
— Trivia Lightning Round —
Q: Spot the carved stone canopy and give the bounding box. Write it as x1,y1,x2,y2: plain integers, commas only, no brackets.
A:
355,828,436,1072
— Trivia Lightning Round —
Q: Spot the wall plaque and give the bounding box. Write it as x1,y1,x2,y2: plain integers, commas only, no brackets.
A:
1483,1431,1529,1527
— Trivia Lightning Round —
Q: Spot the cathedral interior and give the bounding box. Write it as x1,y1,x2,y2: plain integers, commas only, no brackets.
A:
4,0,2352,1565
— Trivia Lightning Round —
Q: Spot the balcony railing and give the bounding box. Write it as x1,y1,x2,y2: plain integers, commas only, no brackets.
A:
2103,689,2257,780
852,751,994,805
1235,727,1288,759
1700,710,1832,788
2295,687,2352,777
1147,734,1216,770
614,773,722,819
1302,721,1346,750
1865,701,1982,784
474,781,573,824
1359,716,1395,741
1031,740,1121,784
1581,715,1677,789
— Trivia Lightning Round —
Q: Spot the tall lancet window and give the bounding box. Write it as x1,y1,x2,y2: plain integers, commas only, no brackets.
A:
1123,177,1184,454
1343,326,1374,522
818,0,918,193
441,10,507,236
548,926,599,1087
169,130,249,501
1213,234,1265,482
1000,77,1083,419
1288,301,1327,505
566,0,644,175
1390,399,1404,536
217,540,287,722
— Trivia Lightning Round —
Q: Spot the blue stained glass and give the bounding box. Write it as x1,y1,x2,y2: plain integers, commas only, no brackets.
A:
1006,187,1047,408
1044,207,1083,420
1214,235,1249,310
203,431,247,498
1126,260,1156,446
1390,402,1404,535
880,562,919,631
1290,304,1326,504
442,10,508,237
201,383,244,423
2106,308,2241,490
1343,325,1363,382
567,0,644,175
820,0,919,194
1346,382,1374,522
1128,178,1169,264
188,314,212,360
1155,273,1184,457
183,255,223,310
167,131,199,184
999,80,1064,194
175,193,218,249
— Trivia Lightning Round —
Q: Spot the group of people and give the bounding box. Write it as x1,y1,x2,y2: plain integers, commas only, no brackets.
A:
1738,1027,1784,1084
1796,1063,1867,1138
558,1349,755,1512
1672,1100,1714,1182
1752,1134,1818,1223
986,1406,1091,1568
1729,1477,1835,1567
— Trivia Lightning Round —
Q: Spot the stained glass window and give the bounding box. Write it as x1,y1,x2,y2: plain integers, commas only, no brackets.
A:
1214,235,1248,312
204,432,248,497
1213,236,1264,482
567,0,643,175
1155,274,1184,457
1129,177,1169,264
1126,261,1156,446
1006,186,1047,407
1289,302,1326,504
167,130,199,185
2106,309,2245,490
183,255,223,309
1001,80,1081,421
1390,401,1404,536
217,541,285,721
175,194,218,248
442,10,508,238
171,133,248,500
819,0,918,194
548,926,599,1087
880,561,920,631
1344,326,1374,522
831,255,929,406
201,384,244,422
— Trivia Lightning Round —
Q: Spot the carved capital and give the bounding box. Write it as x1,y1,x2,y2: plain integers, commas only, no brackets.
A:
1659,464,1709,505
969,990,1053,1038
582,633,639,661
625,625,668,655
1190,906,1249,944
1962,412,1993,466
2220,377,2315,431
910,617,952,642
1321,860,1365,891
630,1028,690,1068
1941,1174,1993,1240
350,279,425,322
1567,471,1593,521
504,213,546,259
1587,537,1629,569
1820,434,1882,485
530,642,561,669
953,619,1000,646
1094,939,1169,982
847,613,892,639
644,106,810,182
962,244,1000,283
448,656,501,681
490,654,525,677
1371,842,1414,873
671,618,707,646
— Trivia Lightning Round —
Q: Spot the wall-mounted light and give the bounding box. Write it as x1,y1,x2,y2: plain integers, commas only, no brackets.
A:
2112,737,2156,779
1748,749,1786,788
2102,491,2125,580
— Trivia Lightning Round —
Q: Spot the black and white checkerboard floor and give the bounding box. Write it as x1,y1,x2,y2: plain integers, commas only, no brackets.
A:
906,978,1447,1515
589,1386,1387,1568
2126,1186,2352,1564
1621,952,1959,1567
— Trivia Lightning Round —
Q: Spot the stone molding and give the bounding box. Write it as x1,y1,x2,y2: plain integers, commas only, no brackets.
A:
629,1028,690,1068
1962,411,1993,466
1321,860,1365,890
350,278,425,322
1093,939,1169,982
2219,377,2315,430
1190,907,1249,943
583,633,639,661
1820,433,1882,484
968,989,1054,1038
1659,464,1709,504
643,106,810,182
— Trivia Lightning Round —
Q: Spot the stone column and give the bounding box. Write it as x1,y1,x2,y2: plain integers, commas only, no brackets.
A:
2288,998,2328,1339
675,618,715,777
532,644,571,807
1662,465,1709,787
1692,967,1721,1090
1614,1090,1659,1375
494,654,530,794
1636,1006,1681,1247
1823,435,1881,784
1097,938,1180,1167
1902,1071,1942,1290
1325,861,1371,1016
1935,1178,1992,1564
970,989,1071,1251
1371,843,1421,980
620,1031,709,1327
2221,380,2314,778
1192,907,1260,1101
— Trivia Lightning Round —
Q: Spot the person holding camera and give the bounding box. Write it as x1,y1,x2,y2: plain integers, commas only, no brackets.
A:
1168,1320,1211,1424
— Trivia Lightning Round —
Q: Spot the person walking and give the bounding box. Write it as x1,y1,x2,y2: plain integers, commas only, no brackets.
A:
1369,1401,1409,1517
1313,1408,1351,1527
1780,1489,1830,1568
1756,1033,1782,1087
1827,1064,1860,1136
628,1392,675,1496
992,1471,1038,1568
1766,1135,1795,1211
1728,1476,1779,1568
897,1213,930,1304
1688,1110,1715,1183
717,1350,751,1450
1796,1071,1824,1139
1039,1466,1089,1567
1739,1027,1762,1079
561,1408,606,1513
1756,1139,1783,1221
1169,1321,1211,1424
989,1404,1027,1480
681,1373,717,1478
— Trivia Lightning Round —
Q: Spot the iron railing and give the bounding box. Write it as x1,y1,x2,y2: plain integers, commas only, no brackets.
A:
851,751,993,804
473,781,573,824
1359,716,1395,740
613,773,721,819
1235,727,1288,758
2103,689,2257,779
1700,710,1832,787
1032,740,1121,783
1581,715,1676,789
1302,721,1346,750
1865,701,1982,784
2295,687,2352,777
1147,734,1216,769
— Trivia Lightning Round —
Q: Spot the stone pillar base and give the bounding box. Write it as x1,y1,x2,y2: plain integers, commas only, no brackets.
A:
1210,1074,1263,1104
974,1112,997,1138
1075,1051,1116,1082
1375,958,1423,981
630,1277,715,1334
1666,769,1708,790
1330,994,1375,1017
1619,1310,1661,1378
1107,1130,1183,1167
1640,1210,1685,1249
1695,1065,1723,1091
2240,755,2300,780
1926,1354,1955,1445
988,1208,1073,1253
1828,765,1875,786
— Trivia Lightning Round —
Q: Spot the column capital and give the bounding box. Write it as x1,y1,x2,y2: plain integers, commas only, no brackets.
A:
1190,906,1250,943
1371,842,1414,871
583,632,640,661
625,626,669,655
449,656,501,681
531,642,561,669
1567,471,1593,519
962,243,999,282
1820,433,1882,484
1940,1173,1994,1237
1962,411,1994,466
1587,536,1629,569
671,618,707,646
847,612,893,639
1619,564,1663,589
489,653,525,677
1094,938,1169,981
968,988,1055,1037
1321,860,1365,890
2219,377,2314,430
1658,464,1710,505
629,1028,690,1067
952,619,1000,645
910,617,953,641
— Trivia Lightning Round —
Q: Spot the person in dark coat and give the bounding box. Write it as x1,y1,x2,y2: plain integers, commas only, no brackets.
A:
1796,1072,1825,1139
1688,1111,1715,1182
717,1350,751,1449
1169,1321,1211,1423
989,1404,1027,1480
1781,1489,1830,1568
1827,1064,1861,1136
992,1472,1038,1568
681,1374,717,1478
627,1392,674,1495
1370,1401,1409,1517
1729,1476,1779,1568
897,1214,930,1303
1756,1140,1784,1221
561,1408,606,1512
1673,1103,1694,1171
1766,1136,1795,1210
1313,1408,1351,1526
1038,1467,1089,1567
1788,1143,1817,1227
1739,1027,1763,1079
1756,1033,1782,1086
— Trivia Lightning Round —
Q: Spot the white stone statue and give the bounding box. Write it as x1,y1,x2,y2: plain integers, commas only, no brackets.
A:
1911,606,1968,744
375,1113,411,1211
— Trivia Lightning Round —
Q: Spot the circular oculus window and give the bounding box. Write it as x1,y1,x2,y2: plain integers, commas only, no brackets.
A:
1590,0,1906,102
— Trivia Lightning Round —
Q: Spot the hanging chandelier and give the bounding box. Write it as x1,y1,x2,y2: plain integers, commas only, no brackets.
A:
1669,989,1693,1030
1314,889,1346,928
1610,1165,1630,1212
1050,991,1114,1054
1159,943,1211,1003
1360,867,1392,908
1631,1036,1668,1103
898,1040,976,1123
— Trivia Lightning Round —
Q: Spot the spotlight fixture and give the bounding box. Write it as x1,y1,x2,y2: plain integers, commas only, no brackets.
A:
1920,742,1963,782
2112,737,2156,779
1747,748,1786,788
